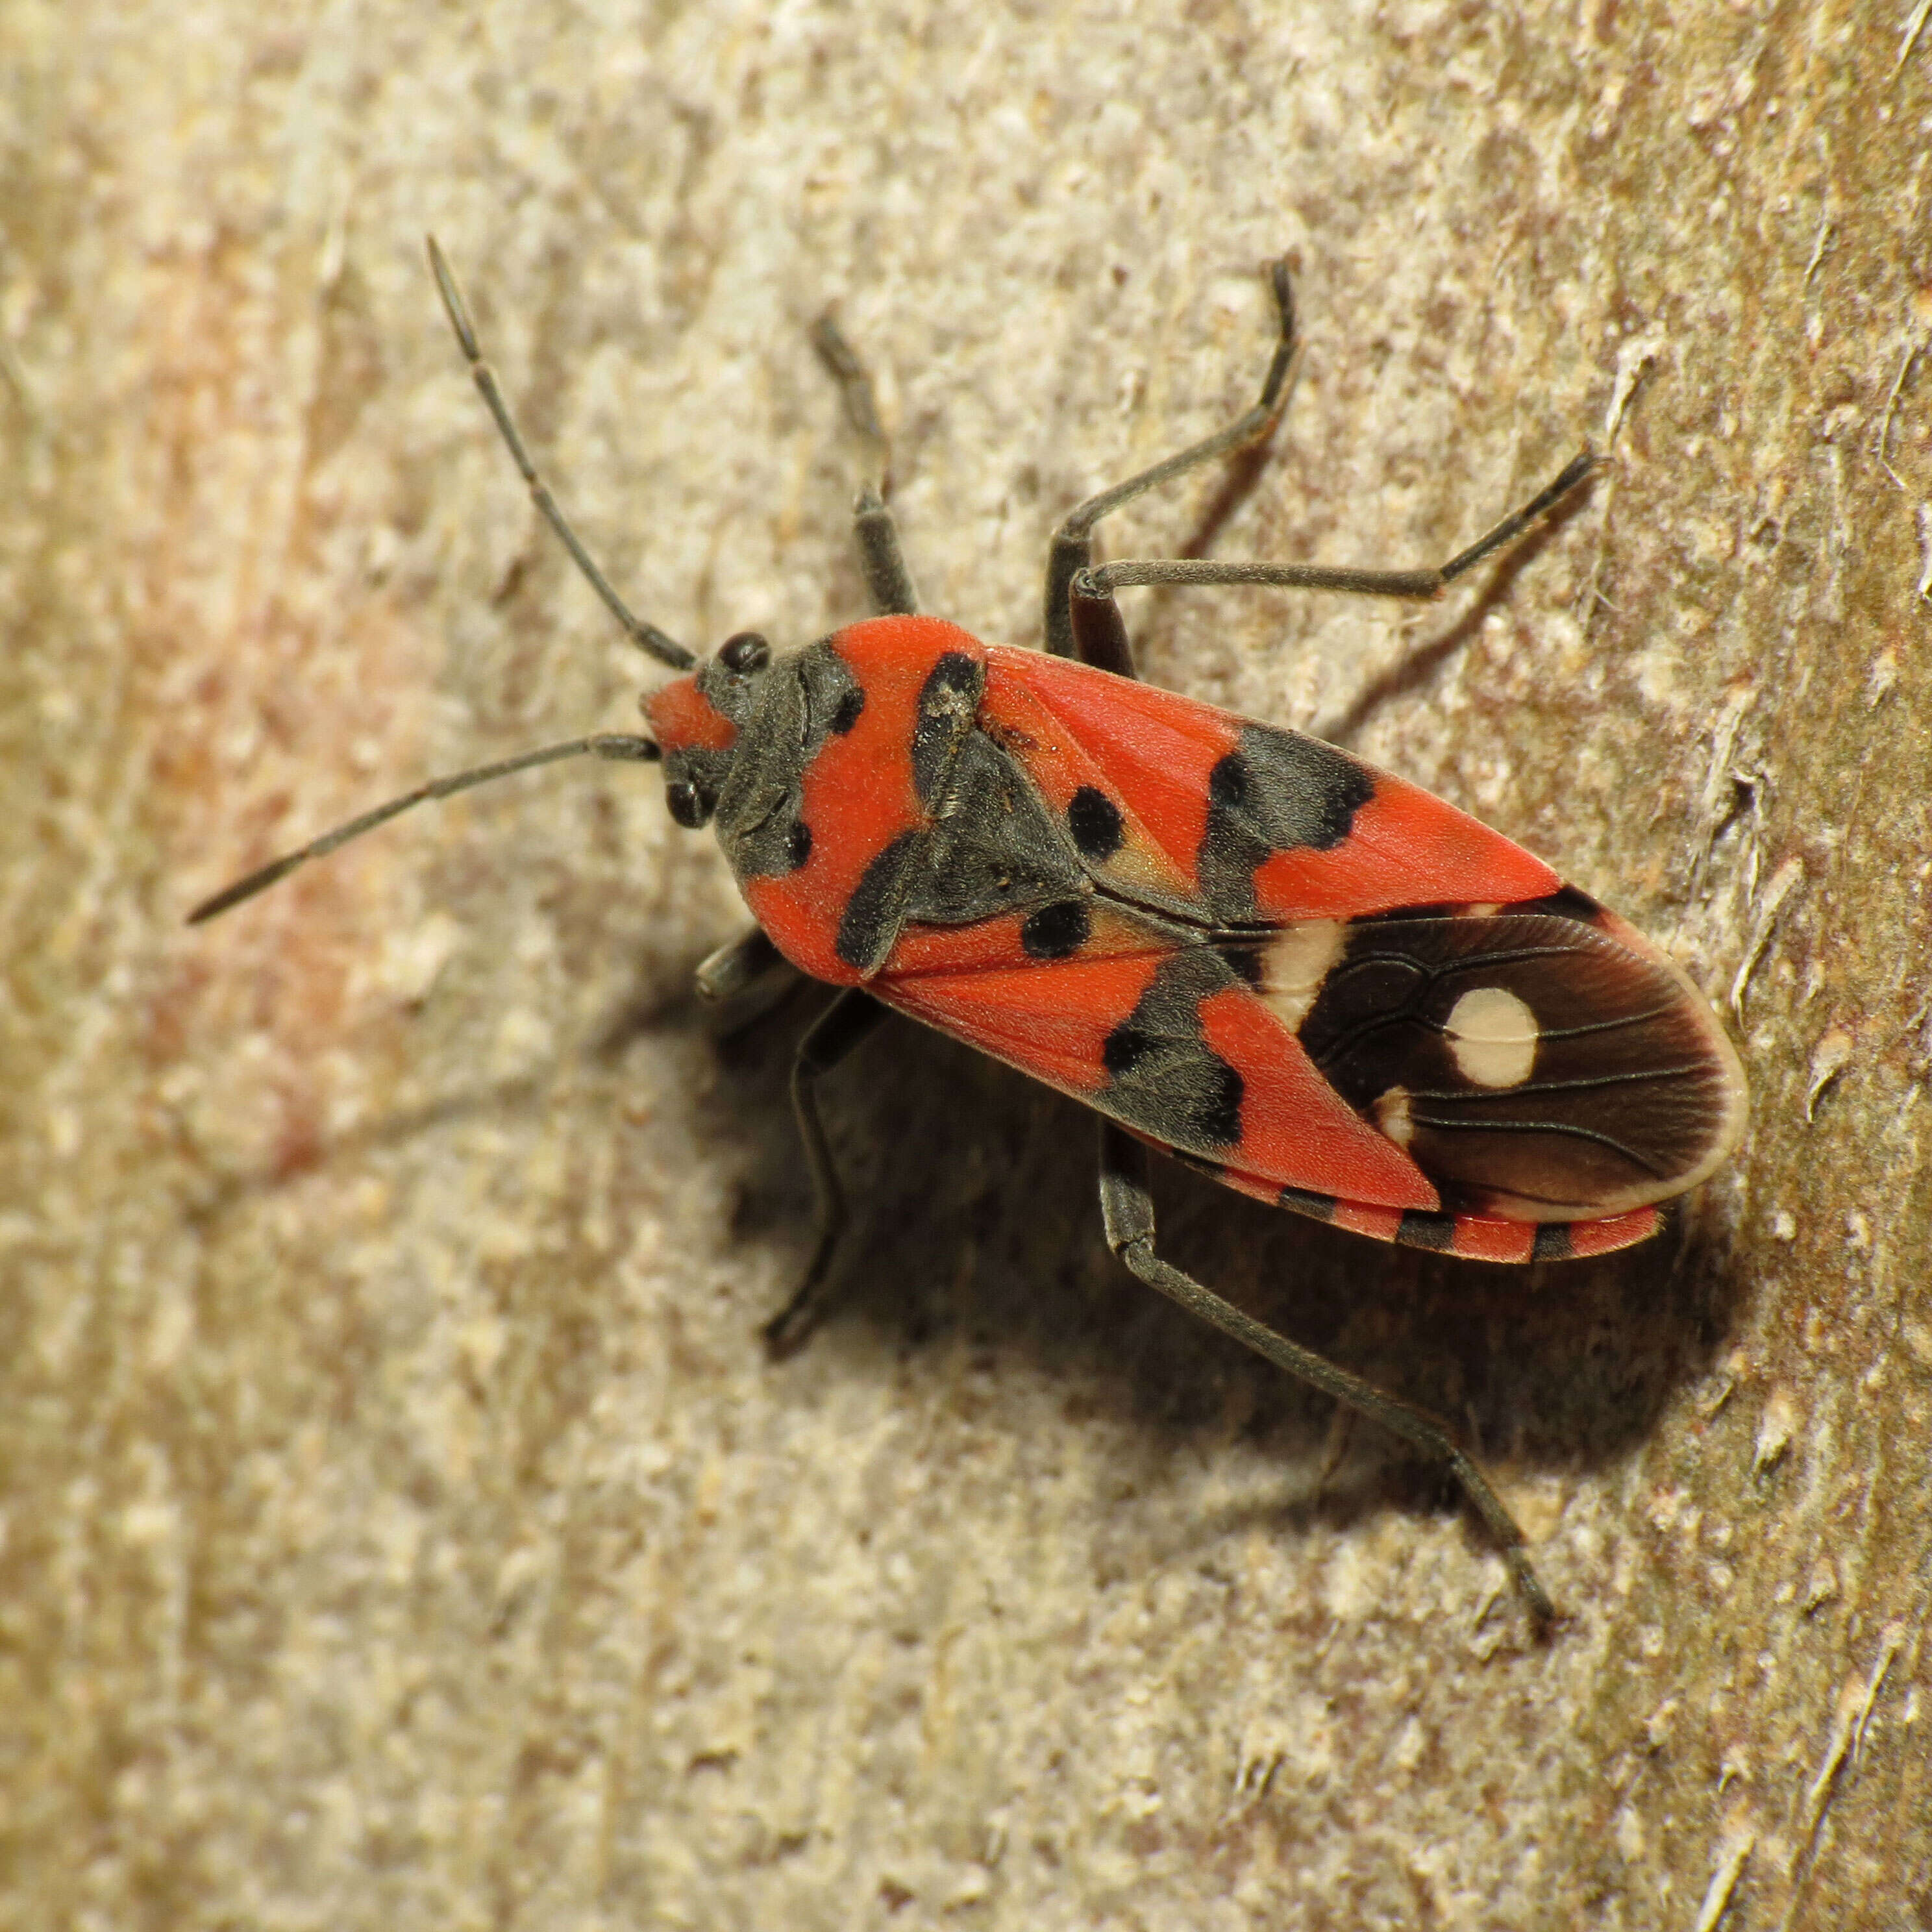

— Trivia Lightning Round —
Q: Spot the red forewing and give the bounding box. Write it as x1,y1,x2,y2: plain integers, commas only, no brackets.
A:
976,645,1561,924
876,912,1443,1209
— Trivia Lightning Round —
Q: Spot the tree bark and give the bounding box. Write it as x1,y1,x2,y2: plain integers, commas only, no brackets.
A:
4,1,1926,1924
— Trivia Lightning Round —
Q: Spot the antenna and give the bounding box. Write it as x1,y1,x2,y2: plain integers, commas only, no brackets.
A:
186,733,660,924
425,236,695,671
190,240,704,924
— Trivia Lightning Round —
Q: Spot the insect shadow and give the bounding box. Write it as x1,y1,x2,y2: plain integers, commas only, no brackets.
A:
693,959,1744,1577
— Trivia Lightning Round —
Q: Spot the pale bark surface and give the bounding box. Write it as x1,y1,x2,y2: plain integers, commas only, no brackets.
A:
3,2,1927,1926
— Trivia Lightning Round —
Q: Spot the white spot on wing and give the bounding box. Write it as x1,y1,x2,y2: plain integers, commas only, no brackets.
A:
1374,1086,1414,1146
1445,985,1539,1088
1259,921,1345,1032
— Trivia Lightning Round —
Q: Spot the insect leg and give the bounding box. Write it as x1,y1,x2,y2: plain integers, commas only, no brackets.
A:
694,924,802,1042
811,315,920,617
1095,1121,1557,1631
1074,452,1600,606
695,926,793,1003
1044,259,1298,665
426,238,695,671
848,487,920,618
763,988,892,1359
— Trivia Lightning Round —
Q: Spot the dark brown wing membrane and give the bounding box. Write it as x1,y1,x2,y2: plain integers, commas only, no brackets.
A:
1226,909,1746,1220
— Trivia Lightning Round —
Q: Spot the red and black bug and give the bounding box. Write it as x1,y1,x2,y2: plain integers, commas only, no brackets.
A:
193,241,1748,1627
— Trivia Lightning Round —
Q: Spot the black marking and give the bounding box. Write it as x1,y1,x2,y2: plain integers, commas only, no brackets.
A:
1098,948,1250,1155
1215,941,1265,987
1161,1145,1228,1189
1354,902,1461,923
836,832,923,974
1197,723,1375,921
1209,752,1249,810
1509,885,1605,925
911,651,985,802
1396,1209,1457,1252
798,642,865,743
1277,1185,1337,1223
786,819,812,869
1103,1024,1156,1078
1067,785,1124,861
1195,1062,1245,1145
908,733,1087,927
713,639,861,881
1021,898,1091,960
1531,1223,1575,1262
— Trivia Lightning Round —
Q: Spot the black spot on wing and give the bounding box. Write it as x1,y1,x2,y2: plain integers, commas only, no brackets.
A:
1198,724,1375,921
1352,902,1460,923
786,819,812,869
830,686,865,734
1531,1222,1576,1262
1277,1186,1338,1223
836,831,923,974
1102,1023,1156,1078
1208,752,1249,811
1195,1063,1245,1145
1021,899,1091,960
1067,785,1124,861
1348,888,1605,927
1099,947,1247,1153
1215,940,1265,987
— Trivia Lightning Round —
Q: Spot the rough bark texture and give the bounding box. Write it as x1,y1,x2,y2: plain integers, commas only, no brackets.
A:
4,3,1927,1926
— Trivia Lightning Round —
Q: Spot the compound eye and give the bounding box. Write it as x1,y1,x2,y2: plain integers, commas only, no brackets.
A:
718,632,771,675
665,779,712,829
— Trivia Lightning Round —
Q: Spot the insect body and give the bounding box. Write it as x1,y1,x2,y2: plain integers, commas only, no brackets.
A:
195,242,1747,1627
655,617,1740,1266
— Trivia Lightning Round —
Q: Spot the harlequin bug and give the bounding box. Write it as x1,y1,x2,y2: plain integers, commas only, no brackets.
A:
192,240,1748,1628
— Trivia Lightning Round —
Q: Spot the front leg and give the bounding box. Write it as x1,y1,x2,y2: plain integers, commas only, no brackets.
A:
1095,1121,1557,1631
762,987,891,1358
811,315,921,618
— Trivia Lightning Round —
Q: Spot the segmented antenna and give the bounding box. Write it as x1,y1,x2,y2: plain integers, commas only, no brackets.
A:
186,734,660,924
425,236,695,672
190,240,702,924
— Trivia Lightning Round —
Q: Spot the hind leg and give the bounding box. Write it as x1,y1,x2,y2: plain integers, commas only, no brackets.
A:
1096,1121,1555,1631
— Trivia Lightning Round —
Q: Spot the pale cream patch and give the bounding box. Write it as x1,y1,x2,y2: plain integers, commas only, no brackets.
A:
1257,920,1346,1032
1374,1086,1414,1147
1444,985,1539,1088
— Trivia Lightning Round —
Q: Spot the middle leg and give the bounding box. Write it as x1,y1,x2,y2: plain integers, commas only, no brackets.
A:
1045,258,1298,671
762,987,891,1358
